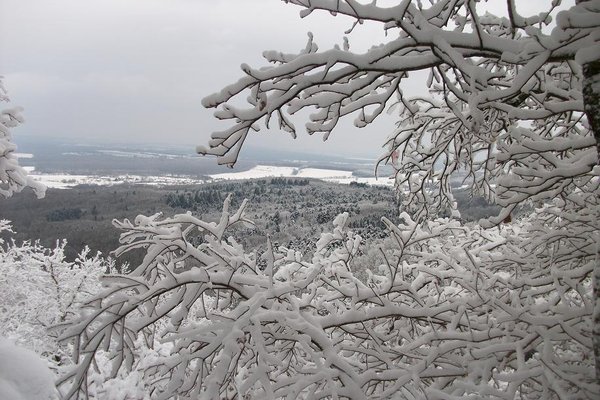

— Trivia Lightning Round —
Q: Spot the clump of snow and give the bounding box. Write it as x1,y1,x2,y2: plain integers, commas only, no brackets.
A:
0,338,58,400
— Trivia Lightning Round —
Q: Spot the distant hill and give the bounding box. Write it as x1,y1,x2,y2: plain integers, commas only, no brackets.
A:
14,136,388,178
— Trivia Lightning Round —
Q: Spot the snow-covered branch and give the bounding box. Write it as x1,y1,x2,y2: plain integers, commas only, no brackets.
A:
197,1,600,229
200,1,596,167
0,78,45,199
60,196,598,398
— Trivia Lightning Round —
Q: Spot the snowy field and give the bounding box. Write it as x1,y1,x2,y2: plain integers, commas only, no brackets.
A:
209,165,394,186
27,165,394,189
29,173,206,189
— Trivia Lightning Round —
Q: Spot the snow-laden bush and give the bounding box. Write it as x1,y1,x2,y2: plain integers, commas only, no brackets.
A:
0,221,173,399
0,221,109,367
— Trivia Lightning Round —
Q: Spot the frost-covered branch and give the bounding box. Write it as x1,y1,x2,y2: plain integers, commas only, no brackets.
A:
199,1,599,222
0,78,45,199
60,196,598,398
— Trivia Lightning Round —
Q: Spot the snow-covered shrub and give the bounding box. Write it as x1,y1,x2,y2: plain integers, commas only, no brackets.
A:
0,220,109,367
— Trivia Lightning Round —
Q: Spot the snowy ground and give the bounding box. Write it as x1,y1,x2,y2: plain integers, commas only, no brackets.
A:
28,173,206,189
27,165,394,189
209,165,394,186
0,339,58,400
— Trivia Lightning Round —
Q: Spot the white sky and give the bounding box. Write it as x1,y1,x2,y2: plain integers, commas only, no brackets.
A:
0,0,566,159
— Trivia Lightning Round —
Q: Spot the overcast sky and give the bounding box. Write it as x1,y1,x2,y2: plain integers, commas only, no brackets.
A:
1,0,396,159
0,0,566,160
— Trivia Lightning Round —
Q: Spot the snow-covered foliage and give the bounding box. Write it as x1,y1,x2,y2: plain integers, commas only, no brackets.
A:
60,0,600,398
0,220,174,399
198,1,599,179
0,78,45,199
0,220,109,367
58,194,597,398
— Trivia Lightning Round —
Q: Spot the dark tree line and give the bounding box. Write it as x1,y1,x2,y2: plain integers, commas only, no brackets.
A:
270,177,310,186
46,208,83,222
166,189,224,210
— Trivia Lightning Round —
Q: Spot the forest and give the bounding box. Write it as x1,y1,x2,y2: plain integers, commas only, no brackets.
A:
0,179,499,267
1,0,599,399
